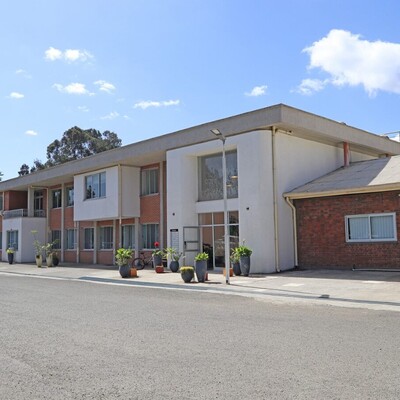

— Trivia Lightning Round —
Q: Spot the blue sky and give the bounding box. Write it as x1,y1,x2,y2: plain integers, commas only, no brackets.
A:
2,0,400,180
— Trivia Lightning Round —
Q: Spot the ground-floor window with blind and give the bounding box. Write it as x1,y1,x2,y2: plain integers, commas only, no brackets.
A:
122,225,135,249
99,226,113,250
345,213,397,242
142,224,159,249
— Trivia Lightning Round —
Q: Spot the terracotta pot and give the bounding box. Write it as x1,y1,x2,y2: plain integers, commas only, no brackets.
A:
130,268,138,278
223,268,234,277
155,266,164,273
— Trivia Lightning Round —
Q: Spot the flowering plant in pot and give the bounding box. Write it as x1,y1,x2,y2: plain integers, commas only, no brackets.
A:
31,230,44,268
6,247,14,264
194,252,209,282
152,241,164,268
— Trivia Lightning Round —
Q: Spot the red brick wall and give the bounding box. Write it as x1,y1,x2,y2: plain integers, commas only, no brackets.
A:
4,191,27,210
295,190,400,269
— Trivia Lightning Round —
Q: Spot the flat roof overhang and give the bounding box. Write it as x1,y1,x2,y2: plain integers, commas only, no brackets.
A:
2,104,400,191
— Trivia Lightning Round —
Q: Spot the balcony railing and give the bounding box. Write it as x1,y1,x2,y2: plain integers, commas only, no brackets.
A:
2,209,46,219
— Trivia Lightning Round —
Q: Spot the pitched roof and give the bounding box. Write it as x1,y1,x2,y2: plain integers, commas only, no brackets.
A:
285,156,400,199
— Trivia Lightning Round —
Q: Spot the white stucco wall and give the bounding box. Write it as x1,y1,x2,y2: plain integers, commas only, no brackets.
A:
74,166,140,221
167,129,381,274
2,217,46,263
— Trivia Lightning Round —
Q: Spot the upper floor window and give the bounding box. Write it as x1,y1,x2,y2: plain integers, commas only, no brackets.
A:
34,190,44,211
345,213,397,242
198,150,238,201
141,168,159,196
66,187,74,207
0,194,3,211
52,189,62,208
85,172,106,199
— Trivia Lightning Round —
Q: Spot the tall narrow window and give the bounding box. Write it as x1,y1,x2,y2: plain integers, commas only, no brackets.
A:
52,189,62,208
122,225,135,249
0,194,3,211
84,228,94,250
7,230,18,250
51,230,61,249
66,187,74,207
99,226,113,250
142,224,159,249
66,229,77,250
34,190,44,216
141,169,159,196
198,150,238,201
85,172,106,199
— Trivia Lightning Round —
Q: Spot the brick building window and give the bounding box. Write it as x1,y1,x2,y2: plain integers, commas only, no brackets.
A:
142,224,159,249
84,228,94,250
51,230,61,249
66,187,74,207
52,189,62,208
99,226,113,250
345,213,396,242
122,225,135,249
66,229,77,250
141,169,159,196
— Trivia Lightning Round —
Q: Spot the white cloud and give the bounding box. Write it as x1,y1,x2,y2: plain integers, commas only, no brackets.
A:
45,47,93,62
245,85,268,97
94,80,116,93
133,99,180,110
101,111,119,120
25,130,38,136
78,106,89,112
301,29,400,96
293,79,328,95
8,92,24,99
45,47,63,61
53,82,92,95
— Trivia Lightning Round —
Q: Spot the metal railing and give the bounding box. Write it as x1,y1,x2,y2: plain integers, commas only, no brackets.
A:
2,209,46,219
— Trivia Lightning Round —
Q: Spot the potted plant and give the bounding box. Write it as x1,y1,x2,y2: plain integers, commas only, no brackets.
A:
194,252,209,282
231,249,241,276
164,247,182,273
52,252,59,266
115,248,134,278
43,242,54,267
180,266,194,283
152,241,164,269
31,230,44,268
235,242,252,276
6,247,14,264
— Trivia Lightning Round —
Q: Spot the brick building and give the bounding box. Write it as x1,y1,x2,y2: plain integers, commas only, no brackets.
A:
1,104,400,273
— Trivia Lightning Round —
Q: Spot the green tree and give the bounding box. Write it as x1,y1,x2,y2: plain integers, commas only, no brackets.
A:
18,127,122,174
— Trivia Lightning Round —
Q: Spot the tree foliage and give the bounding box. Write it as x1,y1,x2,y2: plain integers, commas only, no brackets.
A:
18,127,122,174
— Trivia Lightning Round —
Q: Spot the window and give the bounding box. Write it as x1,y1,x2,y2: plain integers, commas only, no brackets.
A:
122,225,135,249
84,228,94,250
85,172,106,199
346,213,396,242
0,232,2,250
66,187,74,207
198,150,238,201
0,194,3,211
7,230,18,250
51,230,61,249
66,229,77,250
34,190,44,212
52,189,62,208
99,226,113,250
142,224,159,249
141,169,159,196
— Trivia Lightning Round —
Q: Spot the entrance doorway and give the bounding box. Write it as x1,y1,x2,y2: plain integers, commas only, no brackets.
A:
198,211,239,270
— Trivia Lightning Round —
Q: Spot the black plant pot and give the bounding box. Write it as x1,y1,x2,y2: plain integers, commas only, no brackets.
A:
119,264,131,278
8,253,14,265
52,255,59,266
195,260,208,282
181,270,194,283
169,260,179,272
232,261,241,276
153,255,162,268
239,256,250,276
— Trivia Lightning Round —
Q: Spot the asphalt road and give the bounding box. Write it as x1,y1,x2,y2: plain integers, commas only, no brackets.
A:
1,275,399,400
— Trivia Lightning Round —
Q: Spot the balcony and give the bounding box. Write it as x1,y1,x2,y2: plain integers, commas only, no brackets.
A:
2,209,46,219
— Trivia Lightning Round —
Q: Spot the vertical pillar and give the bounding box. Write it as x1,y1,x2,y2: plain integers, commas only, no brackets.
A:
343,142,350,167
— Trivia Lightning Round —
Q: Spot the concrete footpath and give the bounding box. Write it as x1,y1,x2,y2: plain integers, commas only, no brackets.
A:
1,262,400,312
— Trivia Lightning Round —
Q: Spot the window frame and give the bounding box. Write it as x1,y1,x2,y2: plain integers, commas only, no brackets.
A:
84,228,94,250
7,230,18,250
66,187,74,207
99,226,113,250
122,224,135,249
85,172,106,200
345,212,397,243
141,168,159,196
52,189,62,209
141,224,159,249
65,229,77,250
